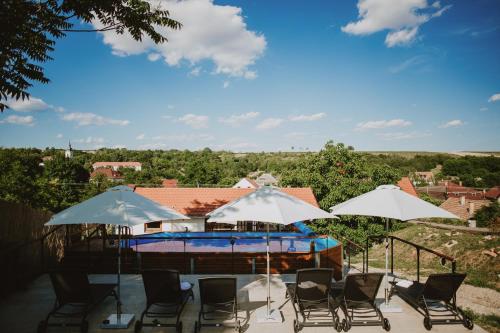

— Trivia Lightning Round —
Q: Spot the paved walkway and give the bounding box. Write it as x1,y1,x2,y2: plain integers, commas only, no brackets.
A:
0,273,487,333
351,264,500,317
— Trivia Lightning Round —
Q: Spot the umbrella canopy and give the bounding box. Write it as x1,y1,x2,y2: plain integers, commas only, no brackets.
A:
207,186,333,322
46,185,189,227
44,185,189,328
207,186,333,224
330,184,458,312
330,185,458,221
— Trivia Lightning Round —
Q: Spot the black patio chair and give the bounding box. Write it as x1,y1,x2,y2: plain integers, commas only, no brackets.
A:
135,269,194,333
390,273,473,330
37,270,118,333
194,277,240,333
285,268,343,332
338,273,390,331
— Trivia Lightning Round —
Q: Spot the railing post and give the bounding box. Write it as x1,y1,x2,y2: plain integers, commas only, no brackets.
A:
452,260,456,274
390,237,394,275
417,248,420,282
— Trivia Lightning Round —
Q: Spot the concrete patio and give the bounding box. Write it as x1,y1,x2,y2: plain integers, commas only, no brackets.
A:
0,273,486,333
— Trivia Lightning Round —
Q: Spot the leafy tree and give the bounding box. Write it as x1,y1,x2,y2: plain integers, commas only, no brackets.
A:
281,141,401,245
0,148,43,206
1,0,181,111
475,202,500,228
39,154,89,212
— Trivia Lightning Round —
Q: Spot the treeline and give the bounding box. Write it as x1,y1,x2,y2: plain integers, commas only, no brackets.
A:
0,143,499,243
2,145,500,212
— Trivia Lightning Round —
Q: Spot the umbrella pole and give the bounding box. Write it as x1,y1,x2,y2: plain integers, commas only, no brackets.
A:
266,223,271,317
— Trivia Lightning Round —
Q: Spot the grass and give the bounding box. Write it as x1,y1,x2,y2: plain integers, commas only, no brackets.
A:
463,309,500,333
351,224,500,291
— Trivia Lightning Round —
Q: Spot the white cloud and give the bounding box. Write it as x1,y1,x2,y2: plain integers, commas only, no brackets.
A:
289,113,326,122
385,26,419,47
0,115,35,126
256,118,284,130
219,111,259,127
152,133,214,141
74,136,105,144
177,114,209,129
53,106,65,113
480,107,488,112
94,0,266,79
377,131,431,140
223,81,230,89
136,133,145,140
189,66,201,76
147,52,161,61
389,55,427,73
167,104,175,110
62,112,130,126
56,133,63,139
356,119,412,130
439,119,464,128
6,97,49,112
342,0,452,47
488,93,500,103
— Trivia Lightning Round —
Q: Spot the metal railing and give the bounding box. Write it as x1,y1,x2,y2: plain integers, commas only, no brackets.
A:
366,235,456,282
328,232,366,273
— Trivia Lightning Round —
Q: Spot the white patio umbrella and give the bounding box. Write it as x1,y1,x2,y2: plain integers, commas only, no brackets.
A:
330,184,458,312
207,186,334,323
46,185,189,328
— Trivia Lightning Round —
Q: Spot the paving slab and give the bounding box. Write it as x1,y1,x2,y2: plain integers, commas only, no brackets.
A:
0,274,487,333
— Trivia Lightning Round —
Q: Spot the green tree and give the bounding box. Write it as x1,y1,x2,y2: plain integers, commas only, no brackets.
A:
0,148,43,206
39,155,90,212
1,0,181,111
281,141,401,244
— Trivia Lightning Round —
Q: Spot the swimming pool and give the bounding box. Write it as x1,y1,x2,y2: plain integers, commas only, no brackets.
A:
128,230,338,253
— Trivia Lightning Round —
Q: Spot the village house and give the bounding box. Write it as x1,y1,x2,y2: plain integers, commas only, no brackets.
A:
131,185,319,235
232,177,259,189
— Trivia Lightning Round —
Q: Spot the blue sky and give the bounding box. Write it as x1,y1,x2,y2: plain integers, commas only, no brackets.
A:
1,0,499,152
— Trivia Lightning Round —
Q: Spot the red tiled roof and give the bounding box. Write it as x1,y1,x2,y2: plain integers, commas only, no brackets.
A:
162,179,178,188
134,187,319,216
93,162,141,168
485,187,500,199
90,168,123,179
439,197,491,220
397,177,418,197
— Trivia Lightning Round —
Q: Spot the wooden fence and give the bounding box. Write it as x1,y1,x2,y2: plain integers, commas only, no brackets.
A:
0,200,64,296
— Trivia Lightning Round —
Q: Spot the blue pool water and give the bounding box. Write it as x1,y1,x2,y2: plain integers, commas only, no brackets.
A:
127,222,338,253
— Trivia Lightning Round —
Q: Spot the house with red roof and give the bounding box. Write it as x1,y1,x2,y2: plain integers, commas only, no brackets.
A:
90,168,123,182
232,177,259,189
131,186,320,235
397,177,418,197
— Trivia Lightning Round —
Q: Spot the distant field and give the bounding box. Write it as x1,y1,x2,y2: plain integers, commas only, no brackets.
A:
359,151,500,158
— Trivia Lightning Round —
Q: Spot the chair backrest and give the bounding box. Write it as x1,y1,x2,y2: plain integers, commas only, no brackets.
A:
198,277,237,305
422,273,466,302
343,273,383,303
295,268,333,302
49,271,91,305
141,269,182,305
